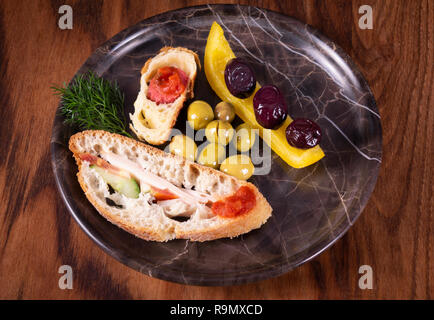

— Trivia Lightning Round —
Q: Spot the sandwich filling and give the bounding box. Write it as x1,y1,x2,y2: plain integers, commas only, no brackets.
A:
211,186,256,218
79,152,256,219
147,66,189,104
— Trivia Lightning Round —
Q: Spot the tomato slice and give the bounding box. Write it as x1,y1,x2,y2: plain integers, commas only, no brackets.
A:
211,186,256,218
147,66,188,104
151,186,178,201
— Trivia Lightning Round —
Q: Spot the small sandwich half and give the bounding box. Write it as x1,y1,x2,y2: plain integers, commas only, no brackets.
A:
130,47,200,145
69,130,272,242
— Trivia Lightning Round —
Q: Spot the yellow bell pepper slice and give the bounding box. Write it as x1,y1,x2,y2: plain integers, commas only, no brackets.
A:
204,22,324,168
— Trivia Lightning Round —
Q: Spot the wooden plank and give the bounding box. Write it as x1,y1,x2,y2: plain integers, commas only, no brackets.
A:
0,0,431,299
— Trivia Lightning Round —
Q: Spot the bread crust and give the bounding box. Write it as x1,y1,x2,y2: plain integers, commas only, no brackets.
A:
69,130,272,242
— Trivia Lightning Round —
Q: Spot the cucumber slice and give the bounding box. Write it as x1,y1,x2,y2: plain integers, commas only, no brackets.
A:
91,165,140,199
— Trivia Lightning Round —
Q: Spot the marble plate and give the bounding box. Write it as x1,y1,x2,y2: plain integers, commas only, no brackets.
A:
51,4,382,286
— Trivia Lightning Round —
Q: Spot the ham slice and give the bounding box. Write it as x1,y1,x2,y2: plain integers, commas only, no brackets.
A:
100,151,212,205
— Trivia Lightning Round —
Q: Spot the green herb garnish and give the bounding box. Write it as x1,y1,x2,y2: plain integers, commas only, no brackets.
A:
52,71,132,138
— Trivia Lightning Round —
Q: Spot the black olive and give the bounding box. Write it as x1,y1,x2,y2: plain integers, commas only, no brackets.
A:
224,58,256,99
253,85,288,129
286,118,322,149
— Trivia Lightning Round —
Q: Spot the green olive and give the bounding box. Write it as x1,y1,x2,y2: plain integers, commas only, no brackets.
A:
214,101,235,122
234,123,256,152
187,100,214,130
168,135,197,162
220,155,254,180
205,120,234,146
197,143,226,169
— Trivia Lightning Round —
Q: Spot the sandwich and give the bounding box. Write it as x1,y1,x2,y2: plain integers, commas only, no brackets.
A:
69,130,272,241
130,47,200,145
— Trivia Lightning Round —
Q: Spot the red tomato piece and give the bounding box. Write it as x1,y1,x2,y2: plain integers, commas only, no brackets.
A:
211,186,256,218
147,66,188,104
151,186,178,201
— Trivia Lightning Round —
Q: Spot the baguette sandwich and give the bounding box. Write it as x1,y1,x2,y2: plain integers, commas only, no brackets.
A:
130,47,200,145
69,130,272,241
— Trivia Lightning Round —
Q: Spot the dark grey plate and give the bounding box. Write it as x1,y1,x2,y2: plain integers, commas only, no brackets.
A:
51,4,382,286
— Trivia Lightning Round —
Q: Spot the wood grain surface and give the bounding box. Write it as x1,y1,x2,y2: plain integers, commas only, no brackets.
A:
0,0,432,299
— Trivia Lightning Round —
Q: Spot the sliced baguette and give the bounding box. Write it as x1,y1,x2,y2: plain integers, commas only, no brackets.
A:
130,47,200,145
69,130,272,242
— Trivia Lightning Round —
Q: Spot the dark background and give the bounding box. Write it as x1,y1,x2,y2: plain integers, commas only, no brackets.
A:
0,0,432,299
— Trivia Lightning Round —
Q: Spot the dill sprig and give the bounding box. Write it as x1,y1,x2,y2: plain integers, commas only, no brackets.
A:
52,71,132,138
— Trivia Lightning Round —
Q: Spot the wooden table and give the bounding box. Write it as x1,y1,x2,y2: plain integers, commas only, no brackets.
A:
0,0,432,299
